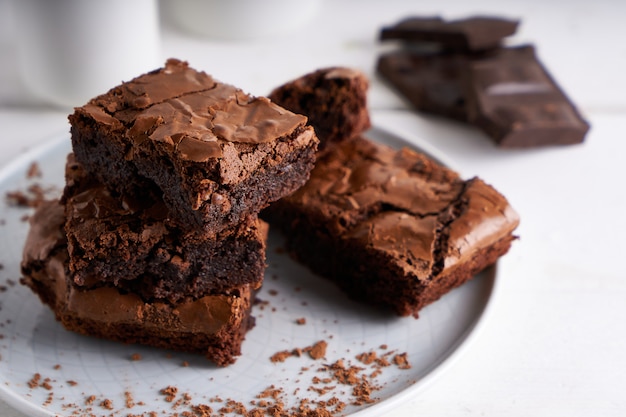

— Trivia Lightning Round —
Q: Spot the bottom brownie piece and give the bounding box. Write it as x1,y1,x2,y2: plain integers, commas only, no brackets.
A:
263,136,520,317
21,200,254,366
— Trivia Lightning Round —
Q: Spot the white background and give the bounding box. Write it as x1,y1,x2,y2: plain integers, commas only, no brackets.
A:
1,0,625,415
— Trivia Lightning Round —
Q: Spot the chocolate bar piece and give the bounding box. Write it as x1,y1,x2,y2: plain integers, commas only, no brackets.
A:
376,50,469,121
380,16,519,52
464,45,590,147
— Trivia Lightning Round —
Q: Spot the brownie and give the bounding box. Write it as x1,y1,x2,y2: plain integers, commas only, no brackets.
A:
263,137,519,317
463,45,590,147
21,200,255,366
268,67,371,151
69,58,319,232
380,15,519,52
62,154,267,303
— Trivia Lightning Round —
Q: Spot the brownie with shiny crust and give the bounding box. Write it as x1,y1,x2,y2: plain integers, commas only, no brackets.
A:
69,58,318,232
263,136,519,317
268,67,370,151
21,200,256,366
62,154,267,304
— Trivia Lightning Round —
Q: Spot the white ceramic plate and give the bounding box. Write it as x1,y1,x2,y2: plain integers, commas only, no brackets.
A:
0,129,497,416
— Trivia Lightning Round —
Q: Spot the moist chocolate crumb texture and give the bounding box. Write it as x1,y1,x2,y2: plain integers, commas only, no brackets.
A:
62,154,267,303
268,67,371,151
21,200,255,366
69,58,319,232
263,136,520,317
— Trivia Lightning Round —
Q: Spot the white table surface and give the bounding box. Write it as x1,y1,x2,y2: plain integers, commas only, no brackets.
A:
1,0,625,416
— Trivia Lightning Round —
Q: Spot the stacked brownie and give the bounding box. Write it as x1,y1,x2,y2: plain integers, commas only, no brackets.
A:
21,59,319,365
377,16,590,147
266,67,520,317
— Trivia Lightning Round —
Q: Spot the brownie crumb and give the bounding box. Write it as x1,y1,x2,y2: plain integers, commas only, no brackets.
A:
41,377,53,390
66,380,78,386
392,352,411,369
270,350,293,363
43,392,54,407
130,353,142,361
6,184,56,208
27,373,41,389
125,390,135,408
307,341,327,360
27,162,42,178
85,395,96,405
99,398,114,410
271,340,328,363
160,385,178,402
295,318,307,325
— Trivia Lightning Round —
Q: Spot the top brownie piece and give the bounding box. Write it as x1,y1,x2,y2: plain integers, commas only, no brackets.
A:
268,67,371,152
69,59,318,232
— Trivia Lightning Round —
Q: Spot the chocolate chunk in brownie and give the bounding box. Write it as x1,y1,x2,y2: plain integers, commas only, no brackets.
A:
21,200,256,366
69,58,318,232
268,67,370,151
380,15,519,52
262,136,519,317
463,45,590,147
63,154,267,303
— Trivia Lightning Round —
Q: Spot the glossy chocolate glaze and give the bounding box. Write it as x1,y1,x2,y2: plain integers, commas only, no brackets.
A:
78,58,309,161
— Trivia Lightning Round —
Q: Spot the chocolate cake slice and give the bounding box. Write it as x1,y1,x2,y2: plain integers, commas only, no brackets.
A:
62,154,266,303
268,67,371,151
263,136,519,317
69,58,319,232
21,200,256,366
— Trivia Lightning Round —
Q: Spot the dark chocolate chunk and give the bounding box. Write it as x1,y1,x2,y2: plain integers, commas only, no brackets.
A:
380,15,519,52
464,45,590,147
376,50,469,121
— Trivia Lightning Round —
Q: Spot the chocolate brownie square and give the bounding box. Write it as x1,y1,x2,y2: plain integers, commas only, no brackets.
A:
263,137,519,317
268,67,370,151
69,59,318,232
62,154,267,303
21,200,256,366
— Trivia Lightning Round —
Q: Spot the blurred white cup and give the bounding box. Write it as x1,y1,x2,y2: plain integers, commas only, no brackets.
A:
12,0,161,108
164,0,322,40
